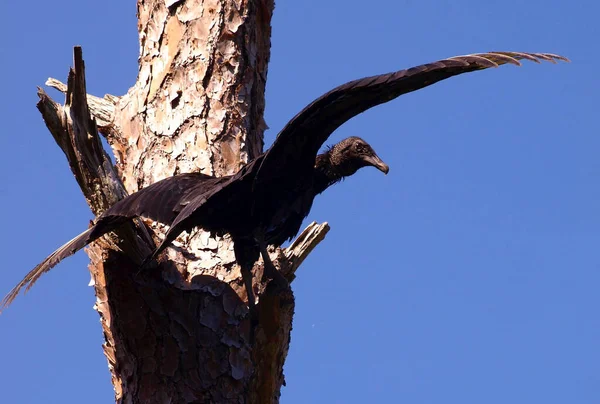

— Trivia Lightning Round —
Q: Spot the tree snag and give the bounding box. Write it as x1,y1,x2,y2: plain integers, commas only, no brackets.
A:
35,1,329,402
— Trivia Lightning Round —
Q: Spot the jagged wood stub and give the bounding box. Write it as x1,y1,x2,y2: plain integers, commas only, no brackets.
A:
34,1,328,403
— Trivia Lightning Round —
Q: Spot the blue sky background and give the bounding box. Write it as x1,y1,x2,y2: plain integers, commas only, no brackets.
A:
0,1,597,403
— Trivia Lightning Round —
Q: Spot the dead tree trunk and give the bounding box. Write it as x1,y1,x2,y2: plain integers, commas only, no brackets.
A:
37,1,329,402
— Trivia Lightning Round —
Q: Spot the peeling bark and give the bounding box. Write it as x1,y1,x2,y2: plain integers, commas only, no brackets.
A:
35,1,329,402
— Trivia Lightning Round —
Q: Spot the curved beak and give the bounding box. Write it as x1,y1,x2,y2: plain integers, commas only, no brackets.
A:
364,154,390,175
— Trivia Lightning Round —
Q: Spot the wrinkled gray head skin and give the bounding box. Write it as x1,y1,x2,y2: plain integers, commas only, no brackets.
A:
329,136,389,177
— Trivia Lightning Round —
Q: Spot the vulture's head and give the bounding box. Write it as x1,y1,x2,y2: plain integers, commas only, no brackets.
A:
329,136,389,177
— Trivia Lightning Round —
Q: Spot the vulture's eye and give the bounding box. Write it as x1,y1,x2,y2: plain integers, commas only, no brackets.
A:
356,144,367,153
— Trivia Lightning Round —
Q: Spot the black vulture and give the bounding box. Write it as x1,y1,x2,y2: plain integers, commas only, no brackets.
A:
1,51,568,319
0,136,388,323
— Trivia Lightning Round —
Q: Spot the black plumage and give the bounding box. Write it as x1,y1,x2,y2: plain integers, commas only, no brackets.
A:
2,136,388,318
1,51,568,315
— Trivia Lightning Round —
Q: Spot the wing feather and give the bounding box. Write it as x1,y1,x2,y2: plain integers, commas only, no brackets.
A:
255,51,568,184
105,172,219,224
1,173,222,311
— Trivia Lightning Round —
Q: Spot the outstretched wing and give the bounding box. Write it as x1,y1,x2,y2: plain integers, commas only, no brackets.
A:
1,172,222,312
255,51,569,184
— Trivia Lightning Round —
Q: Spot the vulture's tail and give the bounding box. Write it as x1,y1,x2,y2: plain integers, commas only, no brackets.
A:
2,226,101,313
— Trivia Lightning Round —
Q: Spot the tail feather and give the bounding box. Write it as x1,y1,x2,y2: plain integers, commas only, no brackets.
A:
1,228,95,312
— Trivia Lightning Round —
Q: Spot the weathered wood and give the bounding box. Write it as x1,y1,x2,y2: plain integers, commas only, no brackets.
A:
34,1,328,402
282,221,331,282
45,77,118,132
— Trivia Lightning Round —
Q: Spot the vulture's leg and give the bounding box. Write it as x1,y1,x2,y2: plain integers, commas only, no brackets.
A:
233,240,259,343
258,241,289,291
241,263,257,342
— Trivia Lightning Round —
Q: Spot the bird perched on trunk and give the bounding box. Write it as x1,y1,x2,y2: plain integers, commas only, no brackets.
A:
2,136,389,323
1,51,568,322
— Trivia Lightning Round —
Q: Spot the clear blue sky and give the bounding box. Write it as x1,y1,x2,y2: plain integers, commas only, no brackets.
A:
0,1,597,403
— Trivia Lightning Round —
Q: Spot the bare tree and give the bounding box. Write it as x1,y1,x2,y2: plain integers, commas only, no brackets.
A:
36,0,328,402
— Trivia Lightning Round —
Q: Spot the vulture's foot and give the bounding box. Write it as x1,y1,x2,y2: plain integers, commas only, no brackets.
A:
240,263,258,345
